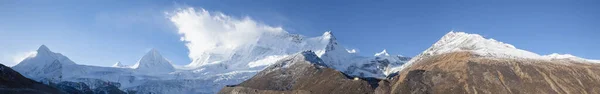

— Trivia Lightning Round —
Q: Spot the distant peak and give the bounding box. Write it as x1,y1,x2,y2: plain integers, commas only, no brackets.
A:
112,61,125,67
133,48,175,73
322,31,333,36
321,31,340,52
145,48,162,57
322,31,336,40
37,45,51,53
374,49,390,57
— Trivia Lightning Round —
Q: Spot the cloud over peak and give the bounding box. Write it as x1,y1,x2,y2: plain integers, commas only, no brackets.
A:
168,8,286,64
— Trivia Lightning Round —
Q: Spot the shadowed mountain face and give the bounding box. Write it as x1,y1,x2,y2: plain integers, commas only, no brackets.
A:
219,51,376,94
0,64,62,94
389,52,600,94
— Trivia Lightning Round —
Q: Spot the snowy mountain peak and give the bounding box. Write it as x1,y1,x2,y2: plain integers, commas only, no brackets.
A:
111,61,126,67
132,49,175,73
37,45,51,53
12,45,77,81
322,31,342,52
375,49,390,57
322,31,334,38
424,31,540,59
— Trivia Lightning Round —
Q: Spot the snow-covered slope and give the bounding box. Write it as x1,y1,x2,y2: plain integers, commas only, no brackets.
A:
12,45,77,81
420,31,541,59
182,31,402,79
387,31,599,74
132,49,175,74
542,53,600,63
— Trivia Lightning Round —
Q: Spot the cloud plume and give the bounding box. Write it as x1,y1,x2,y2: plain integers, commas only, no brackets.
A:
169,8,286,65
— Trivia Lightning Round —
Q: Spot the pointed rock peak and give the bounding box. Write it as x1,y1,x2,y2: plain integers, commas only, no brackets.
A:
321,31,341,52
323,31,333,36
37,45,51,53
374,49,390,57
322,31,336,41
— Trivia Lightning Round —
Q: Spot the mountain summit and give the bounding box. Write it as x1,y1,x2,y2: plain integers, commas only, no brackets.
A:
388,31,599,74
12,45,77,81
132,49,175,74
422,31,540,58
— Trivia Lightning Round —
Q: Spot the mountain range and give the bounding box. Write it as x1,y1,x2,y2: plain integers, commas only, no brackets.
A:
6,31,600,94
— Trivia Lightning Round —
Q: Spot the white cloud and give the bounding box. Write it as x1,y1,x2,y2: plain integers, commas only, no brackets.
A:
168,8,286,64
6,51,37,66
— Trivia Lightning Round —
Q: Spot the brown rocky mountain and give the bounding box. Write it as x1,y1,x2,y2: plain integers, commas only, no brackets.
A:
219,51,377,94
0,64,63,94
388,51,600,94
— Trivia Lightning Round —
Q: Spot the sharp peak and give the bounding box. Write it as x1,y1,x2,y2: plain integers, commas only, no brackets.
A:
323,31,333,36
112,61,124,67
322,31,336,39
146,48,162,55
375,49,390,57
37,45,51,52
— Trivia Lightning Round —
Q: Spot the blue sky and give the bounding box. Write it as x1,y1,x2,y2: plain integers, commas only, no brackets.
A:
1,0,599,66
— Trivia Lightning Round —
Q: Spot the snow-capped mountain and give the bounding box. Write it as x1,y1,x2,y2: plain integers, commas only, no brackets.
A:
132,49,175,74
12,45,78,82
387,31,599,74
182,31,405,79
10,31,407,93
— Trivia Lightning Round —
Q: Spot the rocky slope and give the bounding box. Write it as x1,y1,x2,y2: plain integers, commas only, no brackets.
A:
388,52,600,94
0,63,62,94
219,51,376,94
